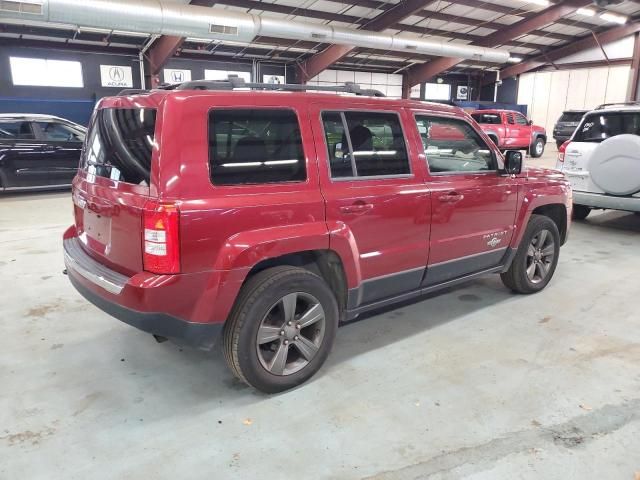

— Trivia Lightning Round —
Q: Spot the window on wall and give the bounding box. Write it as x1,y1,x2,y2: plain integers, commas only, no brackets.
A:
415,116,495,174
10,57,83,87
322,111,410,178
209,109,306,185
424,83,451,101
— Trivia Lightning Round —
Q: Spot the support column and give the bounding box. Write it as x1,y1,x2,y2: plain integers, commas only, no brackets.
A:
628,32,640,101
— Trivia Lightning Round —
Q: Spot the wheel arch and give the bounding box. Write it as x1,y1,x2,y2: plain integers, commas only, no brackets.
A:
244,250,349,316
531,204,567,245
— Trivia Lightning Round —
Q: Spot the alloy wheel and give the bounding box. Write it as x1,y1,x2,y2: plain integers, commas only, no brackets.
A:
526,229,555,284
256,292,326,376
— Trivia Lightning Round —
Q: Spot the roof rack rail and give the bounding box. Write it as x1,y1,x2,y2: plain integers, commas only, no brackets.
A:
119,75,385,97
596,101,640,109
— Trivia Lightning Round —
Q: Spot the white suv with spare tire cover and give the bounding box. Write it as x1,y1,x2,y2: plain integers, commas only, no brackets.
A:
556,103,640,219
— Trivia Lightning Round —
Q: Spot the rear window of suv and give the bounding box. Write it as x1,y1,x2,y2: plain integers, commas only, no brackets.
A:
559,111,585,123
209,109,306,186
82,108,157,185
574,112,640,143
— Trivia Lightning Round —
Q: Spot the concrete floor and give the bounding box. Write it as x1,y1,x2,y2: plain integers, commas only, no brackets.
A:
2,157,639,479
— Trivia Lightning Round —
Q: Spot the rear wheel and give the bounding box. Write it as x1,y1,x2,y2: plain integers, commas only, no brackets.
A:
223,266,339,393
572,204,591,220
501,215,560,294
530,137,545,158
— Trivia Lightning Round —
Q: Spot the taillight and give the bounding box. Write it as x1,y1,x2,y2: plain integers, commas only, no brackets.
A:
143,200,180,274
558,140,571,163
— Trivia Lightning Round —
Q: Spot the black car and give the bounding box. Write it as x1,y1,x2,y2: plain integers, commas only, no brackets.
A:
553,110,587,149
0,114,86,191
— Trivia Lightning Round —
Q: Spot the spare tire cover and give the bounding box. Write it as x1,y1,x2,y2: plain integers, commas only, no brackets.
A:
589,134,640,196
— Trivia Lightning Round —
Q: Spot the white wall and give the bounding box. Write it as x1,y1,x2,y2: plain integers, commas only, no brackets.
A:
517,65,631,140
307,69,405,98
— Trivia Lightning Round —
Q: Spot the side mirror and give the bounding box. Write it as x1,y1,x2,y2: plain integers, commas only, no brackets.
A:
527,120,533,126
504,150,523,175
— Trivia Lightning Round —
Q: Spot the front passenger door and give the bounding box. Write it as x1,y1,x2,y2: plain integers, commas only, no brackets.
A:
414,114,518,286
32,121,85,185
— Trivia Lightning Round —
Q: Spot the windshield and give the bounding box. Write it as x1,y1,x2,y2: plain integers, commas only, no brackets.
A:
82,108,157,184
559,112,586,123
573,112,640,143
471,113,501,125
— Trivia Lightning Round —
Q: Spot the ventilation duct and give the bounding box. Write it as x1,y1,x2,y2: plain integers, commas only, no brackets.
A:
0,0,511,64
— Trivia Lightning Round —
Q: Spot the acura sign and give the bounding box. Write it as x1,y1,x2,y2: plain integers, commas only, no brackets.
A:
100,65,133,88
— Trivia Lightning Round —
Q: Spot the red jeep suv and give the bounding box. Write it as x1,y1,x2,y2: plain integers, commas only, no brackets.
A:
63,81,571,392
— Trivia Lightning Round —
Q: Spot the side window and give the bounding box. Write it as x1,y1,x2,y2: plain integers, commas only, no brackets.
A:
209,109,306,186
35,122,84,142
506,114,515,125
321,111,410,178
0,120,35,140
416,115,495,174
515,114,528,126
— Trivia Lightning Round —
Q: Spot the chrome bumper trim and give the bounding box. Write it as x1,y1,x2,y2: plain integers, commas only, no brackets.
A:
63,237,129,295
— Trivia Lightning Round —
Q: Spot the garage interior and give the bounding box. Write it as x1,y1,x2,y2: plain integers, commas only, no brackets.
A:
1,0,640,479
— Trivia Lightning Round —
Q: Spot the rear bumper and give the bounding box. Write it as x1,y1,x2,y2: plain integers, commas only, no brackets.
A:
63,233,238,350
573,191,640,212
68,273,222,349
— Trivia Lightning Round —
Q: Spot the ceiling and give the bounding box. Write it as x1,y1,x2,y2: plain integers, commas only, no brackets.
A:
2,0,640,76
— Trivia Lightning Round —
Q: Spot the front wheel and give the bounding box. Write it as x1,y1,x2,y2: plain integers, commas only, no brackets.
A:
223,266,339,393
501,215,560,294
530,137,545,158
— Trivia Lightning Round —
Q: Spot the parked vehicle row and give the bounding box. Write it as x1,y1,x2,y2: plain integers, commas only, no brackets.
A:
0,114,86,191
63,84,572,392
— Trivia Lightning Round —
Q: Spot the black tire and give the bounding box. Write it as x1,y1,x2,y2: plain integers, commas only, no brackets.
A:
572,204,591,220
501,214,560,294
530,137,545,158
223,266,339,393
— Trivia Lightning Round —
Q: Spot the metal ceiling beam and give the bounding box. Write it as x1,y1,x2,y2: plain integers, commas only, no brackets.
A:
212,0,570,46
297,0,439,83
404,0,593,92
446,0,598,31
492,21,640,84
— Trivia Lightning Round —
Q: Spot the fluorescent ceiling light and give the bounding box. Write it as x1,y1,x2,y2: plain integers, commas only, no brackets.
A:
600,12,627,24
508,56,523,63
528,0,551,6
576,8,596,16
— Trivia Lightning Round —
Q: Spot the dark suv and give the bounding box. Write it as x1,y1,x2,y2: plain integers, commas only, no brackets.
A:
553,110,587,149
63,80,572,392
0,114,86,191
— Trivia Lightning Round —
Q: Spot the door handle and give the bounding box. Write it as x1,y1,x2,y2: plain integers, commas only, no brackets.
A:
340,202,373,215
438,192,464,203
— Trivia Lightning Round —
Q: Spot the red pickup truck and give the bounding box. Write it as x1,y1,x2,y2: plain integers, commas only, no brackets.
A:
471,109,547,158
63,83,571,392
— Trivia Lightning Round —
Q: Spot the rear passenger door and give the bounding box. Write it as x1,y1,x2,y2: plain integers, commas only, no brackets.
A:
413,113,518,285
310,105,431,306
